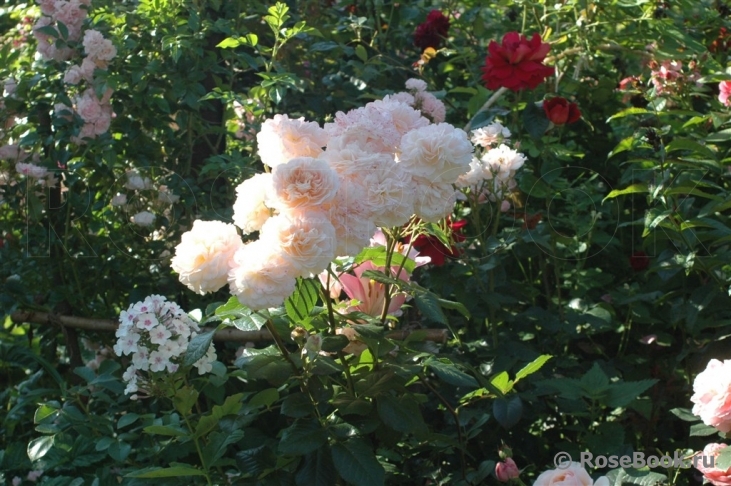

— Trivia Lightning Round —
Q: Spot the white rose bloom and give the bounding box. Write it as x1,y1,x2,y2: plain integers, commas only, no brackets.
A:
405,78,428,92
232,173,273,234
269,157,340,211
412,178,457,222
470,122,511,148
227,241,297,310
131,211,156,226
398,123,473,184
171,220,244,295
257,114,328,168
259,211,337,277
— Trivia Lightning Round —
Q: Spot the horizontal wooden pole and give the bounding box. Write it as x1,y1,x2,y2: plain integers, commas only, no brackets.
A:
10,311,448,344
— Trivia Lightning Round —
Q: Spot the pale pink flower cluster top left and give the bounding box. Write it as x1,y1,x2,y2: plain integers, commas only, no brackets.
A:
172,80,474,311
33,0,117,144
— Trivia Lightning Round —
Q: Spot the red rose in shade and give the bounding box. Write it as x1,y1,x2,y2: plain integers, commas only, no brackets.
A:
543,97,581,125
407,219,467,267
630,251,650,271
414,10,450,51
481,32,554,91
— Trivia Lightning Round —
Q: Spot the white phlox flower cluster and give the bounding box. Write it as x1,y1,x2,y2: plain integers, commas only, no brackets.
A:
114,295,217,398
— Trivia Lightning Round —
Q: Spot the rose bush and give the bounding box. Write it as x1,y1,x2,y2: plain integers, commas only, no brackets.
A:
2,0,731,485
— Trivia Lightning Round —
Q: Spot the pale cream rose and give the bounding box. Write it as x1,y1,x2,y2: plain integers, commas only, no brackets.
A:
227,241,297,310
269,157,340,211
398,123,473,184
370,99,429,136
232,173,274,234
259,211,336,277
533,463,608,486
412,178,457,223
171,220,244,295
691,359,731,433
257,114,328,168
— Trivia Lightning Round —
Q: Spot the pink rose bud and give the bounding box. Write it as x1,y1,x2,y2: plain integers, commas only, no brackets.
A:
495,458,520,482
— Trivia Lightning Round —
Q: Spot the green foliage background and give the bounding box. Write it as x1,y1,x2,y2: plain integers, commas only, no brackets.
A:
2,0,731,484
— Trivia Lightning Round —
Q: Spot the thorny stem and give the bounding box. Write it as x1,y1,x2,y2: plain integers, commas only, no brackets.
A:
419,374,467,480
263,317,298,373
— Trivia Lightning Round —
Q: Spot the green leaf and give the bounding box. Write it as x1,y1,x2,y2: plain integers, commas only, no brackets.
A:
279,419,328,456
108,441,131,462
173,387,199,416
523,101,550,139
217,33,258,48
414,293,448,325
321,335,350,353
202,430,245,467
490,371,513,394
143,425,188,437
706,128,731,142
580,363,610,397
250,388,279,408
296,445,336,486
716,447,731,470
125,465,207,478
117,413,139,429
282,393,315,418
355,44,368,62
669,408,700,422
183,329,215,367
233,312,268,331
607,107,653,122
604,468,666,486
285,278,320,322
492,395,522,429
603,183,648,202
331,439,385,486
27,436,54,462
514,355,552,383
690,423,720,436
215,296,250,319
377,394,425,434
605,379,658,408
665,139,716,159
427,359,479,388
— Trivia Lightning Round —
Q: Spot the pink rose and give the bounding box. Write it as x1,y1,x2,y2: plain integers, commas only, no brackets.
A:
719,81,731,107
534,463,608,486
694,443,731,486
691,359,731,433
495,458,520,482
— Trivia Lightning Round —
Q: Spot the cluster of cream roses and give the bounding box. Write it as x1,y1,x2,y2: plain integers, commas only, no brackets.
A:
172,80,475,310
457,121,526,208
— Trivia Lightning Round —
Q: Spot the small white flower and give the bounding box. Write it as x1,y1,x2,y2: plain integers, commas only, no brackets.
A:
136,313,159,331
132,346,150,370
149,325,172,345
148,350,169,372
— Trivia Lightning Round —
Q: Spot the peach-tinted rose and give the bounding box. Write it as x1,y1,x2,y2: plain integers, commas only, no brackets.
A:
691,359,731,433
270,157,339,210
533,463,608,486
259,211,336,277
227,241,297,310
172,220,244,295
694,443,731,486
232,173,273,234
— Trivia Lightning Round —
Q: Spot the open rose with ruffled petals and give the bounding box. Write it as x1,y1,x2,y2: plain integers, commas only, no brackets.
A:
413,10,450,50
691,359,731,433
481,32,554,91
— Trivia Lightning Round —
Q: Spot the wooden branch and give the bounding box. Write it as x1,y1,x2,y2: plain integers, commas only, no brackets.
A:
10,311,449,344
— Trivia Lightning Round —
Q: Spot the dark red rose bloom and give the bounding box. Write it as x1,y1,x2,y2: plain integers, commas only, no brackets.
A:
630,251,650,271
407,219,467,267
481,32,554,91
413,10,450,51
543,97,581,125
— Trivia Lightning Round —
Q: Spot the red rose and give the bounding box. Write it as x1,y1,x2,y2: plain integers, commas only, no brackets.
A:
413,10,450,51
481,32,554,91
543,97,581,125
407,219,467,267
629,251,650,271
